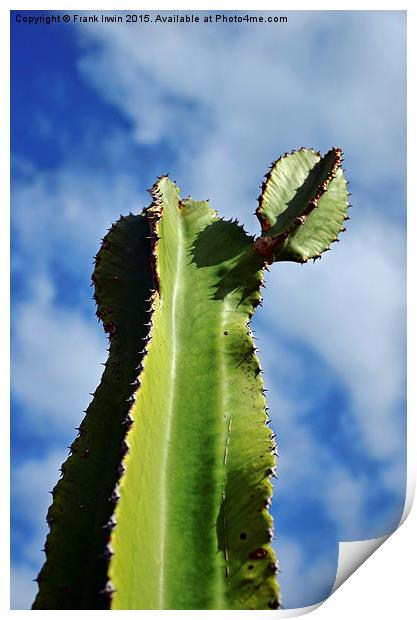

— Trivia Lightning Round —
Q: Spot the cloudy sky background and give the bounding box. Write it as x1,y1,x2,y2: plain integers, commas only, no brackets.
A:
11,10,406,610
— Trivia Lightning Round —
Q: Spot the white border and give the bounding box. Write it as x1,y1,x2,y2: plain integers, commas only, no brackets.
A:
3,2,414,618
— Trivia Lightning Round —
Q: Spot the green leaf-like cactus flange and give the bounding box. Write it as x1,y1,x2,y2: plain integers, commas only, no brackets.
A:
254,147,349,263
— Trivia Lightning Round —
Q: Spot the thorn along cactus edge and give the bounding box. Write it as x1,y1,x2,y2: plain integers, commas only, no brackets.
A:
33,147,350,610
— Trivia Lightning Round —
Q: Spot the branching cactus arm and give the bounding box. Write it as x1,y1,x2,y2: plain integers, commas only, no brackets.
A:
254,147,349,263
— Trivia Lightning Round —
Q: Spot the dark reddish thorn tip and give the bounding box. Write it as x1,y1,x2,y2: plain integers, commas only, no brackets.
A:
249,547,268,560
104,322,117,336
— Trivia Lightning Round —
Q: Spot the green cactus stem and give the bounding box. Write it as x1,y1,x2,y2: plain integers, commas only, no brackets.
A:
32,214,154,609
33,147,349,610
108,179,277,609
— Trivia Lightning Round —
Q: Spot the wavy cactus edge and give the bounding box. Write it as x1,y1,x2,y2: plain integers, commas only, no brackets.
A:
33,147,350,610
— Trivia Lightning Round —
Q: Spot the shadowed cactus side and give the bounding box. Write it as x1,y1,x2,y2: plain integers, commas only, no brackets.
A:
33,147,350,610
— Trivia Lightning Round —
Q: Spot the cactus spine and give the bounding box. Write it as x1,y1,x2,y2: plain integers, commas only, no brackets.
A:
33,147,349,610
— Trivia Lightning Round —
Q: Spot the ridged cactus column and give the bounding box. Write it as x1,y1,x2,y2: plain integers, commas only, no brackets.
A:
33,147,349,610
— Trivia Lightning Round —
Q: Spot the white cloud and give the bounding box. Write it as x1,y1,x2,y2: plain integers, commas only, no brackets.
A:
253,210,405,549
259,212,405,463
11,449,68,609
266,387,369,540
12,273,106,436
12,449,66,562
12,448,64,518
10,564,38,610
276,537,336,608
324,470,367,539
76,10,406,216
12,156,144,273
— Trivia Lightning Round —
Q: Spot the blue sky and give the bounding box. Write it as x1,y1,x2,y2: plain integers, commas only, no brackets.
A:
11,10,406,610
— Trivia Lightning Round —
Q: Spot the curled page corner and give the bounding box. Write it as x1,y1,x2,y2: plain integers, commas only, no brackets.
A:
331,469,414,596
399,468,416,527
331,535,390,595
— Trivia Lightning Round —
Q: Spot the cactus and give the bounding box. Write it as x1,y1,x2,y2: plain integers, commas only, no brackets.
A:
33,147,349,610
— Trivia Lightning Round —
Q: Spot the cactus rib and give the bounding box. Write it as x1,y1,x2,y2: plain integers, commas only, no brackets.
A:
32,214,153,609
107,178,279,610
